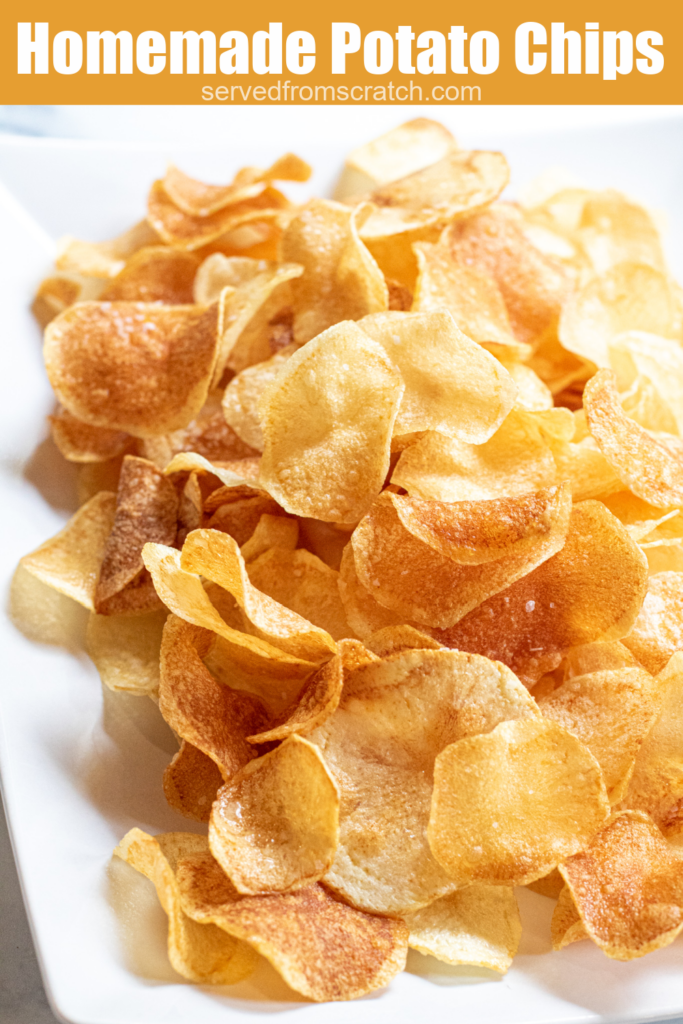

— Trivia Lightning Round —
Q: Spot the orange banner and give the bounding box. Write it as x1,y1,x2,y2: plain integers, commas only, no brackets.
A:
0,0,681,104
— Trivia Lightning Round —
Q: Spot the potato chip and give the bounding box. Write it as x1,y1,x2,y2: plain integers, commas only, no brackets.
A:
247,652,343,744
559,810,683,960
163,156,310,218
549,434,623,501
351,486,571,629
99,247,200,304
258,321,404,523
617,375,679,435
601,491,681,542
281,199,388,343
77,454,127,505
577,192,666,275
86,607,167,695
359,310,517,442
609,331,683,435
310,647,539,914
209,734,339,894
194,253,260,303
56,220,159,278
365,624,443,658
526,334,590,397
95,456,177,614
412,242,526,357
428,718,609,885
206,494,280,546
537,666,661,802
9,564,89,651
622,572,683,673
392,414,556,503
560,264,680,368
443,204,570,348
435,500,648,685
20,491,116,610
240,514,299,563
504,362,554,412
337,544,409,640
180,529,336,663
163,741,224,822
163,451,263,491
527,867,565,900
335,118,456,199
176,852,409,1001
32,275,84,328
551,885,588,949
221,345,295,451
49,409,131,464
404,885,521,973
113,828,256,983
45,301,220,437
563,639,639,679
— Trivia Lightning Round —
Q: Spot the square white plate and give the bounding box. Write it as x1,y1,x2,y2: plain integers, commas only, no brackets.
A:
1,112,683,1024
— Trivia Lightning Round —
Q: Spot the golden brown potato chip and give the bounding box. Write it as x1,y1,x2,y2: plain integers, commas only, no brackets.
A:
538,666,661,802
434,500,648,685
44,302,220,437
163,741,224,822
337,543,409,640
241,514,299,563
560,263,680,368
163,451,262,491
309,647,539,914
549,435,623,501
601,491,680,542
49,409,131,464
405,885,521,973
527,867,565,900
443,205,570,348
619,652,683,834
113,828,256,983
336,118,456,199
428,718,609,886
20,491,116,610
181,529,336,663
206,494,280,546
559,810,683,960
209,735,339,894
176,852,408,1001
551,885,588,949
159,615,269,778
609,331,683,434
246,547,352,642
526,334,590,397
359,310,517,442
351,486,571,629
392,414,557,503
258,321,404,523
56,220,159,278
99,247,200,304
563,639,639,678
86,607,167,695
365,624,442,658
32,275,84,328
281,199,388,344
95,456,177,614
163,156,310,218
221,346,295,451
622,572,683,673
246,652,343,745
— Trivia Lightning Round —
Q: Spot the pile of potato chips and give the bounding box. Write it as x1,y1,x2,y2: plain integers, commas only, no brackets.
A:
17,118,683,1001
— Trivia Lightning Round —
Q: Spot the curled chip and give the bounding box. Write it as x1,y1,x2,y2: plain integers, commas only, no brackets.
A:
113,829,256,983
609,331,683,435
309,647,539,914
86,607,167,695
56,219,159,278
95,455,178,615
281,199,388,343
392,412,557,503
49,409,130,464
209,734,339,894
163,741,224,823
99,247,200,304
44,302,220,437
258,321,404,523
551,885,588,950
350,486,571,629
32,276,85,328
359,310,517,442
584,369,683,507
622,572,683,674
163,155,309,218
559,811,683,960
20,491,116,610
404,885,521,973
176,852,408,1001
241,514,299,563
365,624,443,658
537,666,661,803
435,500,649,685
248,652,343,744
428,718,609,886
222,346,295,451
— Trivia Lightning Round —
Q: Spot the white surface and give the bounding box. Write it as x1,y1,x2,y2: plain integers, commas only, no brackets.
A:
1,111,683,1024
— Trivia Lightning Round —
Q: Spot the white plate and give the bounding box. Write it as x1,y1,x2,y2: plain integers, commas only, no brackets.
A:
1,114,683,1024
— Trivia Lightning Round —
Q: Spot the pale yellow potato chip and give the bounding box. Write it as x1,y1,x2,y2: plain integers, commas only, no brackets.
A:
577,192,666,275
538,666,661,803
162,166,265,218
366,624,442,658
609,331,683,435
181,529,336,663
258,321,404,523
281,199,388,344
176,852,409,1001
193,253,261,303
240,514,299,563
549,435,623,501
337,543,410,640
163,451,264,491
86,608,167,695
405,885,521,973
359,310,517,442
601,491,681,542
428,718,609,886
221,346,296,452
392,413,557,503
309,647,539,914
20,491,116,611
209,735,339,894
504,362,554,411
640,539,683,574
9,564,89,651
56,220,159,278
563,640,639,679
618,375,679,435
113,828,256,983
622,572,683,673
44,302,220,437
49,409,131,464
559,810,683,960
